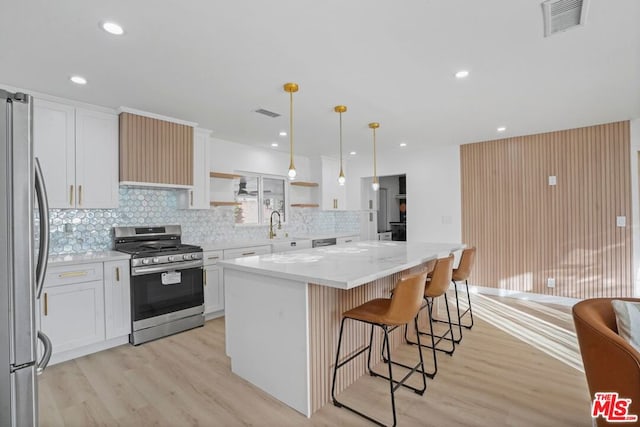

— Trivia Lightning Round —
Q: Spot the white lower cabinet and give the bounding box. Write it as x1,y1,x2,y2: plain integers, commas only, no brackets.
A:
203,250,224,317
39,259,131,364
104,260,132,339
40,274,105,354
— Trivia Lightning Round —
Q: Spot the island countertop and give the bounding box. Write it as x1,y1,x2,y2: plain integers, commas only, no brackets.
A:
219,240,463,289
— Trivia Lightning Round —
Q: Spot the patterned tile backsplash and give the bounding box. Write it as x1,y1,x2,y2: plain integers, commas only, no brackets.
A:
46,188,361,255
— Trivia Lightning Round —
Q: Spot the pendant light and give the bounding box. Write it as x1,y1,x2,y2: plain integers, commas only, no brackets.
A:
334,105,347,186
369,122,380,191
284,82,299,180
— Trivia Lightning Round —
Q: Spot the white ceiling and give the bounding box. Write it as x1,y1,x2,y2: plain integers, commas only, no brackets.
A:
1,0,639,157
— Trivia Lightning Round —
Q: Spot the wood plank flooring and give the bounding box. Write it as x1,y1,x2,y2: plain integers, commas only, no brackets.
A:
39,296,592,426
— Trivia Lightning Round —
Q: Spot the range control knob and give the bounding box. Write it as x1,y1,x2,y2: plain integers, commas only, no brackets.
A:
168,255,175,262
152,257,160,263
183,254,190,260
142,259,151,265
191,254,199,260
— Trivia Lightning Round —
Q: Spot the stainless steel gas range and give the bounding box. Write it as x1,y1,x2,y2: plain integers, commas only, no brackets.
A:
113,225,204,345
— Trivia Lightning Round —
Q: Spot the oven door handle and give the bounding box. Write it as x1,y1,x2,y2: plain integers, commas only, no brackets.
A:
132,260,203,276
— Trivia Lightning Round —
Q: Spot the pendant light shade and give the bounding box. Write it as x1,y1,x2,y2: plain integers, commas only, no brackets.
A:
334,105,347,186
369,122,380,191
284,82,299,180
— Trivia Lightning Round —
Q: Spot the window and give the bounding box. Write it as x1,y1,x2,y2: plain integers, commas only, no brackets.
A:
233,173,287,225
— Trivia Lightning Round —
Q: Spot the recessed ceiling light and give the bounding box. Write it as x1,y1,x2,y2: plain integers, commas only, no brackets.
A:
279,131,287,136
497,126,506,132
101,21,124,35
399,142,407,148
455,70,470,79
70,75,87,85
271,142,278,148
349,151,357,156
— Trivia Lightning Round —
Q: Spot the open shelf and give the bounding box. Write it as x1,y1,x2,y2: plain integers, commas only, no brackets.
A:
290,203,320,208
290,181,319,187
210,201,241,207
210,172,243,179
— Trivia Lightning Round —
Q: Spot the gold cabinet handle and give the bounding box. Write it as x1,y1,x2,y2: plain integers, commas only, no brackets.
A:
207,256,220,260
203,269,207,286
58,271,88,279
78,185,83,206
44,293,48,316
115,267,120,282
69,185,74,206
241,252,256,256
190,191,194,206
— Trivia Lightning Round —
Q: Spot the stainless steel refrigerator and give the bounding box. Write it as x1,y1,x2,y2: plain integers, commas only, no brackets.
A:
1,89,52,426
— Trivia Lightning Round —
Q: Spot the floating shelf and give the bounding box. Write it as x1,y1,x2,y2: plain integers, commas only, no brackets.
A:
210,201,241,207
290,181,319,187
210,172,243,179
290,203,320,208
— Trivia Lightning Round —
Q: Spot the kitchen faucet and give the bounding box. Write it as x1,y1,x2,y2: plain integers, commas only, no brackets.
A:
269,211,282,239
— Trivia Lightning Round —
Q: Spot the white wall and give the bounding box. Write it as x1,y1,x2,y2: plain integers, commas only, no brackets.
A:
346,144,462,243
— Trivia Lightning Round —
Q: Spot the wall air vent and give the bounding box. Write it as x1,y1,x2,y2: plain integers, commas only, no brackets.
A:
542,0,587,37
254,108,281,118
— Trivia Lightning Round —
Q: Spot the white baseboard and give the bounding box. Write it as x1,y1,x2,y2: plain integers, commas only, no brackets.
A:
469,284,580,307
205,310,224,321
48,335,129,366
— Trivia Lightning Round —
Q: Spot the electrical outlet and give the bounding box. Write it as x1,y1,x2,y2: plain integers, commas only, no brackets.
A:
547,277,556,288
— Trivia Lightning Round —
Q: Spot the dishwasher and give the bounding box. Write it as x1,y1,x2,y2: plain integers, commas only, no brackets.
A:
311,237,337,248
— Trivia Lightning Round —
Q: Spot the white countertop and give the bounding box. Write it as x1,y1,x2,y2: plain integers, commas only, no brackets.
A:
219,241,464,289
48,250,130,266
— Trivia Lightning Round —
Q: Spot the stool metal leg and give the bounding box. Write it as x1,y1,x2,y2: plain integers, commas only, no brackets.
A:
403,296,455,378
332,317,427,427
433,279,474,342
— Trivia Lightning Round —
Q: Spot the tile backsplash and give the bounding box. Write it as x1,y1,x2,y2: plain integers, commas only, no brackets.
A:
47,188,361,255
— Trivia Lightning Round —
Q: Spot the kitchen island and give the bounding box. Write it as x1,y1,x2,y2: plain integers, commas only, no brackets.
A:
220,241,463,417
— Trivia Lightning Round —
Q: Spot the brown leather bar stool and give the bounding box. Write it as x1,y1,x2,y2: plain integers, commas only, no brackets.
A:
331,271,429,427
400,255,456,378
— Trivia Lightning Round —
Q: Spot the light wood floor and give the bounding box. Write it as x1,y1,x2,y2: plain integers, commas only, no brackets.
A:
39,295,592,426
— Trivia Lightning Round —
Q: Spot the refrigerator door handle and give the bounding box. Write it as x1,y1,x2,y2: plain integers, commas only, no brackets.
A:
36,331,52,375
34,157,50,299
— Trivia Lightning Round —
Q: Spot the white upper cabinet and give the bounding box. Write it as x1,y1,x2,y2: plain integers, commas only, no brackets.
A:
315,156,348,210
178,128,211,209
75,108,119,208
34,99,119,209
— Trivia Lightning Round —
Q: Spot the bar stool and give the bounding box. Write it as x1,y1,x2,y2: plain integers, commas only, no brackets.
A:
402,255,456,378
434,247,476,343
331,271,429,427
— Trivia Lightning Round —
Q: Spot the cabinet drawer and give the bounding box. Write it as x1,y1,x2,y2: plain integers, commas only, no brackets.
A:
223,245,271,260
45,263,103,287
203,250,224,266
271,240,312,253
337,236,360,245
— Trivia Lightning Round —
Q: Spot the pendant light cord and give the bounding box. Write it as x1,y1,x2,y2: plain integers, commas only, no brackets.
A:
373,127,377,179
289,90,294,168
339,112,343,171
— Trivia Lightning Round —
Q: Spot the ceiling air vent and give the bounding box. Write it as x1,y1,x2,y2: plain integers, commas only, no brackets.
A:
542,0,587,37
254,108,281,118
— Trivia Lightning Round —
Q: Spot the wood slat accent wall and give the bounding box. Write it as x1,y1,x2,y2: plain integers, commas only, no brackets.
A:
119,113,193,185
308,263,429,414
461,121,632,299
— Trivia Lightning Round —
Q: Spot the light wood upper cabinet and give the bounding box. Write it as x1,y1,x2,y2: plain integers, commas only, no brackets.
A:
34,99,119,209
119,112,194,187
